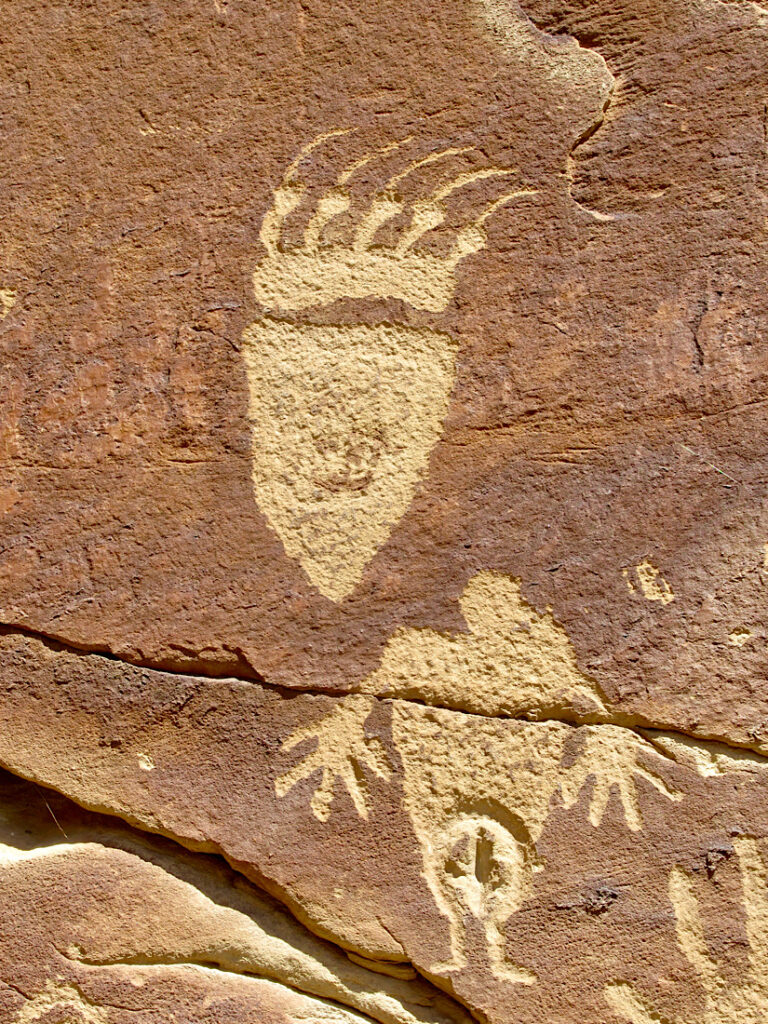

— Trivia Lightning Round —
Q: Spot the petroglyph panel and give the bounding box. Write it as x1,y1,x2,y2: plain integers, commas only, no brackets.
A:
241,320,457,601
4,633,768,1022
2,0,768,1021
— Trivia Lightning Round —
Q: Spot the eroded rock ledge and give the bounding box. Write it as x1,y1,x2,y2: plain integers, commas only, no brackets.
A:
4,627,768,1022
0,769,472,1024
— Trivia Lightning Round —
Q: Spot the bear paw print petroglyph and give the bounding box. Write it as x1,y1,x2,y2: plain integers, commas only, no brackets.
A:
605,838,768,1024
274,695,391,822
249,127,538,313
241,131,538,602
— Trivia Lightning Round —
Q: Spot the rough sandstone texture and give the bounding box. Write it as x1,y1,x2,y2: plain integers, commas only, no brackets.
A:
1,0,767,1022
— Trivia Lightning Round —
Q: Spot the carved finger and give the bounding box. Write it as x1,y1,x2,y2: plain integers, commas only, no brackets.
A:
303,187,351,251
394,199,446,255
432,167,512,202
384,146,474,191
558,769,586,812
274,753,322,797
282,127,355,182
616,780,643,832
733,837,768,964
446,224,487,268
633,765,682,803
587,779,612,828
339,760,370,819
362,737,393,782
668,866,721,994
259,128,354,254
281,724,322,752
337,135,413,186
259,184,305,255
395,169,511,255
472,188,540,228
309,767,337,823
447,189,539,268
353,193,404,251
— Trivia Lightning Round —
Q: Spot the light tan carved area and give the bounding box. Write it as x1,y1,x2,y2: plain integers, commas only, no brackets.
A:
474,0,613,91
728,627,753,648
241,320,457,602
275,571,688,845
12,980,110,1024
642,731,768,779
358,571,609,719
0,287,16,321
251,130,538,314
242,132,539,601
274,694,391,822
0,814,470,1024
274,683,685,982
605,837,768,1024
623,561,675,605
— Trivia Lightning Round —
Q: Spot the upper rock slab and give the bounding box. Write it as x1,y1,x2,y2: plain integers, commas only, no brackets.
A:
0,0,766,765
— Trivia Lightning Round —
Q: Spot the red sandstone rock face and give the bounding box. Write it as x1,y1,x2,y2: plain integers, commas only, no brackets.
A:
0,0,767,1021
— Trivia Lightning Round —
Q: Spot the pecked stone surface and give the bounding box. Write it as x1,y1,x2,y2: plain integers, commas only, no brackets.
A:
1,0,768,1021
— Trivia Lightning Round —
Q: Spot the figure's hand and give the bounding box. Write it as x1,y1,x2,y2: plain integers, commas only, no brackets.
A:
274,696,392,822
559,725,682,832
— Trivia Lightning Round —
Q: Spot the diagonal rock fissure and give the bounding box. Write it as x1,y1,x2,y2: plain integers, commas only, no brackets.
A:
0,619,267,684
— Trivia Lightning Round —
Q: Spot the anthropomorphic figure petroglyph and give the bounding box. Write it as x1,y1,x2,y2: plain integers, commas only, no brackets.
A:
241,131,537,601
276,571,685,981
420,811,539,984
391,701,682,980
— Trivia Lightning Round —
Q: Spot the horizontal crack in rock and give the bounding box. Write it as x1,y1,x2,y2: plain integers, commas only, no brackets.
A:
1,620,765,762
